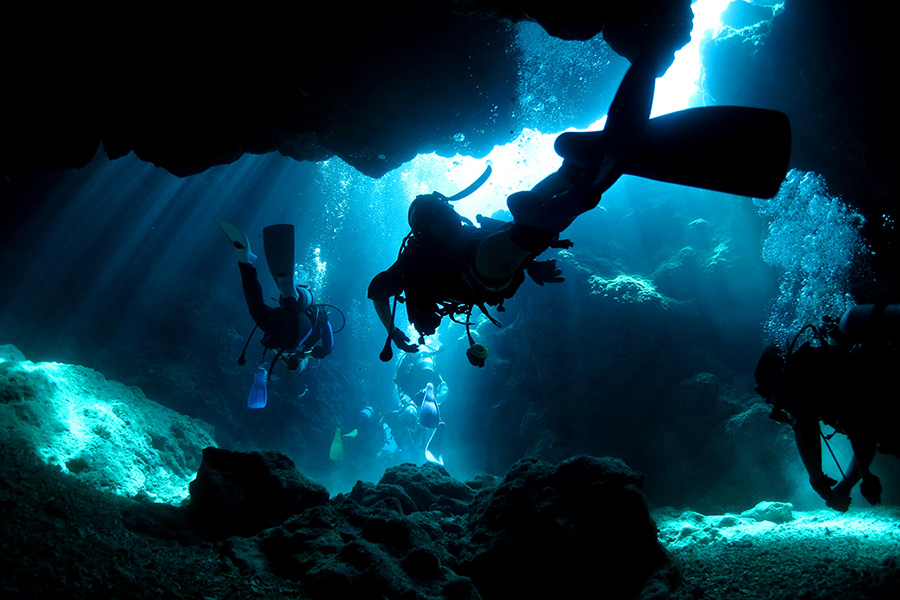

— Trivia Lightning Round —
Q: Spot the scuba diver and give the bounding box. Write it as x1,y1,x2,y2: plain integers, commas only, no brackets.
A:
754,303,900,511
369,54,792,367
386,351,448,464
216,219,334,408
331,351,448,465
329,404,382,463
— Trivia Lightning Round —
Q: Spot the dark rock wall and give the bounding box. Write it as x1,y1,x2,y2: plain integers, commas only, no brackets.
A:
2,1,692,180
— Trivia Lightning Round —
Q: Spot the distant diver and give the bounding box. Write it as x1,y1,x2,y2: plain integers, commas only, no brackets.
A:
369,55,792,366
330,351,448,466
216,219,336,408
389,351,448,465
754,303,900,511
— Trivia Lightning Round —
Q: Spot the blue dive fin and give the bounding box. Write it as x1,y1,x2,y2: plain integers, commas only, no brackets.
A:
247,366,268,409
419,383,440,429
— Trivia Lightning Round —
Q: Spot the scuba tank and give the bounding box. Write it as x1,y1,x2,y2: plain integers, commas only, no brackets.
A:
839,303,900,345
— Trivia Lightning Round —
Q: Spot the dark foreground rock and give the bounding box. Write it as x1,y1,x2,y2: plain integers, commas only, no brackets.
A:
187,447,331,539
1,442,674,599
458,456,670,600
204,451,674,600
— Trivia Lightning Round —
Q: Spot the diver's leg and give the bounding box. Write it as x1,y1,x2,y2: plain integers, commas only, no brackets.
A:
508,57,659,234
470,218,565,288
847,436,881,504
239,262,279,332
472,226,533,285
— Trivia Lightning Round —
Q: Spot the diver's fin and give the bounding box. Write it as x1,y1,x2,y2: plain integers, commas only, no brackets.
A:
329,427,344,461
556,106,791,199
425,422,444,466
419,383,440,429
262,224,297,299
446,165,492,201
214,217,257,264
624,106,791,198
247,366,268,409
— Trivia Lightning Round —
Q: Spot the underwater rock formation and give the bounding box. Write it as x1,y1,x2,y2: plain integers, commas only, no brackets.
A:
3,347,898,599
701,0,896,284
1,1,692,179
0,344,215,504
216,452,671,600
187,447,331,539
457,455,669,600
188,447,328,538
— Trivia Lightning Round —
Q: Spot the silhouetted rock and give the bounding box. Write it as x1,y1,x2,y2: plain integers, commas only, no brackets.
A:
1,1,693,180
187,447,330,539
211,453,671,599
458,455,667,600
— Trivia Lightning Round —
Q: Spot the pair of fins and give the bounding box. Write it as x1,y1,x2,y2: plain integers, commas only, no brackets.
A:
215,218,298,300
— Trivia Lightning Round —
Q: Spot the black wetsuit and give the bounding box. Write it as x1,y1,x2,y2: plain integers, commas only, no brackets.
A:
239,262,332,357
368,222,530,337
773,342,899,457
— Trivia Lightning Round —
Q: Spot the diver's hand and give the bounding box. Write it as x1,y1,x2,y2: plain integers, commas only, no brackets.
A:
527,260,565,286
391,328,419,353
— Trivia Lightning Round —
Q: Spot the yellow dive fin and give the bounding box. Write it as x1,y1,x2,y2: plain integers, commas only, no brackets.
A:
329,427,344,461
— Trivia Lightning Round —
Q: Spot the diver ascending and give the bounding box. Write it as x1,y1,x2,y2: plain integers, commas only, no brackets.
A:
368,54,791,366
217,219,335,408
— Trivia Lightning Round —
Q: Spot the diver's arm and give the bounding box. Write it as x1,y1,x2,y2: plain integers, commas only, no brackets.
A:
369,267,401,335
377,305,418,353
368,267,418,353
373,298,395,335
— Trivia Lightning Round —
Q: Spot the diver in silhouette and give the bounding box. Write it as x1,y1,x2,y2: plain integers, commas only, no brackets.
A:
754,304,900,511
369,53,791,366
217,220,333,408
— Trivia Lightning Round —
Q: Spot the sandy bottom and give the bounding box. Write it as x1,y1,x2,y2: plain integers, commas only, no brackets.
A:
655,504,900,599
